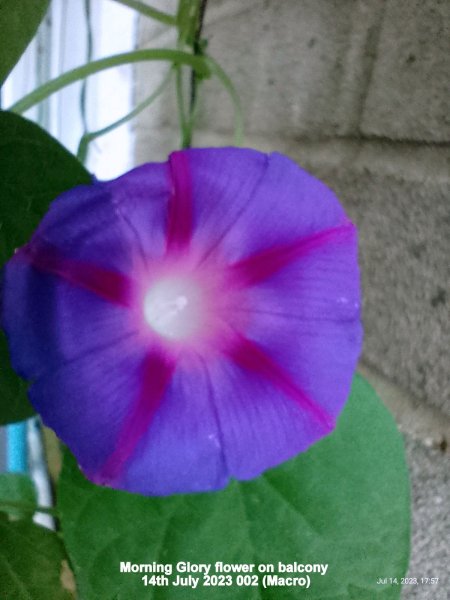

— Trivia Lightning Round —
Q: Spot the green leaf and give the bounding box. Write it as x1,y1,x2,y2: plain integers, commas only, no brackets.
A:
0,0,50,85
0,331,34,424
0,473,56,520
0,110,90,424
0,514,73,599
0,111,90,264
57,375,410,599
0,473,37,519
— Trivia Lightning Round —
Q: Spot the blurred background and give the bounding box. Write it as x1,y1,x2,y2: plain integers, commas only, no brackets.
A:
2,1,449,597
2,0,136,179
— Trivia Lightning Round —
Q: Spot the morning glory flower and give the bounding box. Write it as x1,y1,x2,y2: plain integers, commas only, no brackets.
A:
2,148,362,496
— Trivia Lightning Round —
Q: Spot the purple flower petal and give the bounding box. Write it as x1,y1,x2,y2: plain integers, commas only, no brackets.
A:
2,147,362,495
166,152,193,252
205,352,332,481
104,161,171,265
95,349,175,486
2,258,133,380
118,354,228,495
28,334,147,475
228,223,354,287
28,183,135,271
179,147,269,258
185,149,347,261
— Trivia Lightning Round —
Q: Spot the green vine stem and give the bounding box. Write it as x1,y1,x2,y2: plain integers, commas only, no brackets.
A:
80,0,94,141
188,1,208,120
110,0,177,26
9,49,210,115
175,65,190,148
181,0,208,148
175,0,205,148
77,68,173,163
173,0,243,148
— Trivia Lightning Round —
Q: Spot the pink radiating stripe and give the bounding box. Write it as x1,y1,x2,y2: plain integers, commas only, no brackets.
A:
18,244,133,307
229,223,355,287
96,351,175,484
228,335,334,431
166,151,193,252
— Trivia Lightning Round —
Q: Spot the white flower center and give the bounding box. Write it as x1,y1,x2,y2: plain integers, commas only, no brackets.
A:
143,276,202,340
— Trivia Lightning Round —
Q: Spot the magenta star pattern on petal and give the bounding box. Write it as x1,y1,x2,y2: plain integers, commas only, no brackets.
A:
2,148,362,495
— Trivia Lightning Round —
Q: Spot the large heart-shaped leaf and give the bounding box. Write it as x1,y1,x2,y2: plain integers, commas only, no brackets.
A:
58,375,410,599
0,0,50,85
0,513,73,599
0,111,90,424
0,473,37,519
0,111,90,266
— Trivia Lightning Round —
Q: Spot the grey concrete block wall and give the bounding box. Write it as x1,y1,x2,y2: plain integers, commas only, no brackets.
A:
196,0,363,137
190,0,450,141
137,0,388,138
186,0,387,138
316,156,450,417
361,0,450,142
404,438,450,599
